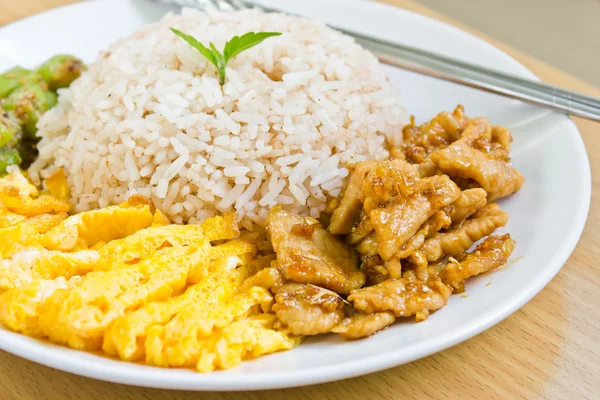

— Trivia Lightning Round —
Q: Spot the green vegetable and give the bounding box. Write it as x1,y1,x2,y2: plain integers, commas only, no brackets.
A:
2,82,53,139
0,67,45,99
37,55,85,90
13,138,38,169
0,55,83,172
0,147,21,174
46,90,58,108
0,111,21,147
170,29,282,85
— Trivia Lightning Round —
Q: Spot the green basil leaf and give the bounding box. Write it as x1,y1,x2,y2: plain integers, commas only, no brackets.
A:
172,29,281,85
224,32,281,64
223,35,239,64
170,28,219,70
209,42,226,85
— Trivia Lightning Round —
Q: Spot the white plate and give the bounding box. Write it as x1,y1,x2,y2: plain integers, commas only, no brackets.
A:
0,0,591,391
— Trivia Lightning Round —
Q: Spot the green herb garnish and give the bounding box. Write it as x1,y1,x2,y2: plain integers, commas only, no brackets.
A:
170,28,282,85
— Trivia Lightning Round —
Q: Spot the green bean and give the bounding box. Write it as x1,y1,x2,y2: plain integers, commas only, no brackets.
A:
0,111,21,147
37,55,85,90
0,147,21,175
0,67,46,99
46,90,58,109
2,82,52,138
0,55,83,171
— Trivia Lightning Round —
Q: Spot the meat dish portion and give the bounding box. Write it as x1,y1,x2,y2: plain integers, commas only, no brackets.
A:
273,283,345,336
444,188,488,225
332,311,395,340
368,174,461,261
262,106,521,340
429,121,524,201
402,106,524,201
348,278,452,321
400,106,469,165
416,203,508,263
440,234,516,293
266,205,364,295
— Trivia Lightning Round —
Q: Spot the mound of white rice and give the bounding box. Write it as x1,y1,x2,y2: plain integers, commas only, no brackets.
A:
30,8,408,228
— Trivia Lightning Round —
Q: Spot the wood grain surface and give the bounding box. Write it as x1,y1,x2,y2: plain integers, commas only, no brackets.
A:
1,1,599,399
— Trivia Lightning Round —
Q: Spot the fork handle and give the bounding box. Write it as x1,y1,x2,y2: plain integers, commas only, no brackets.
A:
245,0,600,122
357,37,600,122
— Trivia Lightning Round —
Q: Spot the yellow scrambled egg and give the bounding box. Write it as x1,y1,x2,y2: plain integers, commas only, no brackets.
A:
0,169,299,372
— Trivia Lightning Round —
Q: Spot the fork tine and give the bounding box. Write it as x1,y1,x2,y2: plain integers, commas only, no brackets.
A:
207,0,219,10
225,0,247,11
209,0,233,11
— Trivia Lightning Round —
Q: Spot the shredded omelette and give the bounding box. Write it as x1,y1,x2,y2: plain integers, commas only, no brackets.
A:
0,168,299,372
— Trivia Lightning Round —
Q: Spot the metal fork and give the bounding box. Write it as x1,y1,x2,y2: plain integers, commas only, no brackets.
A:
156,0,600,122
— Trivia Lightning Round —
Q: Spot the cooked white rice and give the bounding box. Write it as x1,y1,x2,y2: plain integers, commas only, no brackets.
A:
30,8,408,229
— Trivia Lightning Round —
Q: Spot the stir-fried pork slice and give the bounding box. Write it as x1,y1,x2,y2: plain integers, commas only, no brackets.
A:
329,160,419,235
417,159,440,178
451,178,482,191
348,278,451,322
395,211,452,259
346,218,374,246
418,203,509,262
356,202,452,266
492,126,512,152
355,233,377,256
443,188,488,226
359,254,390,285
406,251,430,280
429,118,524,201
332,311,395,339
369,175,461,260
401,105,469,164
267,206,364,294
441,234,516,292
240,266,284,292
328,161,377,235
361,160,420,211
273,283,345,336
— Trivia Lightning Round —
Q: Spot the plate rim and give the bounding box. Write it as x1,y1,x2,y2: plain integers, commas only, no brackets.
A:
0,0,591,391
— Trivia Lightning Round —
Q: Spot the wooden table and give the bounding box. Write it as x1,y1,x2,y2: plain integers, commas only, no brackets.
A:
1,1,599,399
